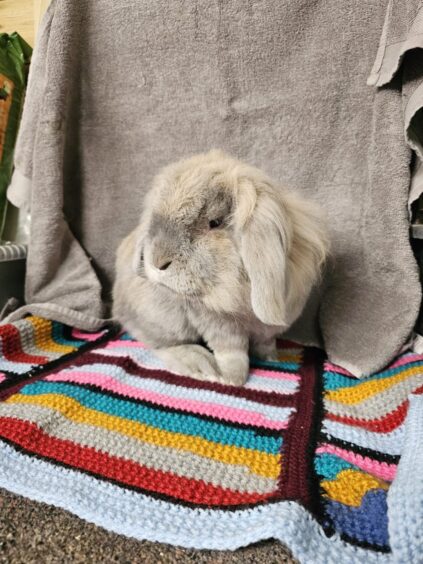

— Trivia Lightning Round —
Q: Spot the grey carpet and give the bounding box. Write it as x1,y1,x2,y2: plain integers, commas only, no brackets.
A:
0,489,296,564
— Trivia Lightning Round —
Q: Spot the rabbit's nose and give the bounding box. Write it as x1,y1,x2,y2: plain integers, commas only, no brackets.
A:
151,240,175,271
157,260,172,271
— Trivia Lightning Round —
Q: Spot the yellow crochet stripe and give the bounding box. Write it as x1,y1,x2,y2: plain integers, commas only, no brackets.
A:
6,393,280,479
321,468,388,506
325,365,423,405
29,317,75,355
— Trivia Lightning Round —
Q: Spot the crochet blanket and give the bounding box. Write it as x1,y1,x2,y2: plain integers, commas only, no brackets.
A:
0,317,422,563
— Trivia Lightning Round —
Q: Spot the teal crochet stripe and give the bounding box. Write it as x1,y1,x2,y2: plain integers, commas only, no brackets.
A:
324,360,423,390
19,381,282,453
314,453,354,480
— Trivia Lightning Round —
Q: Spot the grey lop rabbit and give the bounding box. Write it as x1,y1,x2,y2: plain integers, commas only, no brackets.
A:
113,150,329,386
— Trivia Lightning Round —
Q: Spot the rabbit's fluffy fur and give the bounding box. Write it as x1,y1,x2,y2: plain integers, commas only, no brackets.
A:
113,150,329,385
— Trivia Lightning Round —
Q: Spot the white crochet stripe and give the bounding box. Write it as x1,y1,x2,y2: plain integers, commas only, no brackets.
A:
0,357,35,374
245,377,299,394
322,420,405,456
95,345,166,369
0,441,388,564
95,345,300,394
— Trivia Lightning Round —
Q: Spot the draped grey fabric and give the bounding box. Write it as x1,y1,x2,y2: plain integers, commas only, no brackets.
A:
4,0,423,375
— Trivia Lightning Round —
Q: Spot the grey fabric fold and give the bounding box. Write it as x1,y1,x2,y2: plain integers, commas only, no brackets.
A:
4,0,423,375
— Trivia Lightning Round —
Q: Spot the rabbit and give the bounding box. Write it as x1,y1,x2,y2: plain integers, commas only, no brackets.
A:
112,150,329,386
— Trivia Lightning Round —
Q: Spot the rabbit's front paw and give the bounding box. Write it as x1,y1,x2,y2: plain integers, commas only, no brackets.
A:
214,350,249,387
251,338,278,361
155,344,222,382
256,350,280,362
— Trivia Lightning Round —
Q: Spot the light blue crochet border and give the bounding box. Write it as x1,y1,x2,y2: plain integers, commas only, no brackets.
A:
387,395,423,563
0,395,421,563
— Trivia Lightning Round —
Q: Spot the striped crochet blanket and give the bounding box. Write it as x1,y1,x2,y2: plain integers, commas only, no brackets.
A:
0,317,422,563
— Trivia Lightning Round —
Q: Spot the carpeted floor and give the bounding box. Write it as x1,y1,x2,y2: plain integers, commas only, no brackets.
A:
0,489,297,563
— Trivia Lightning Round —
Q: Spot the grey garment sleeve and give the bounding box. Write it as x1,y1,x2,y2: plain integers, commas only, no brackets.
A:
6,5,56,239
7,169,32,209
2,0,107,330
410,156,423,216
369,1,423,353
368,0,423,209
13,0,57,182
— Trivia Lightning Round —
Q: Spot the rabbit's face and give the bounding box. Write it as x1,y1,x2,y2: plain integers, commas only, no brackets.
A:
132,150,328,324
139,154,246,300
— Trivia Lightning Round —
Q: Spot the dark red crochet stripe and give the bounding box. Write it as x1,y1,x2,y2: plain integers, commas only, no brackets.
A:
277,347,324,508
0,323,48,364
70,352,295,407
275,338,303,349
0,416,272,507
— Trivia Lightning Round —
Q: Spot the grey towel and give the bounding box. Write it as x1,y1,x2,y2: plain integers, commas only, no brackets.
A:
4,0,423,376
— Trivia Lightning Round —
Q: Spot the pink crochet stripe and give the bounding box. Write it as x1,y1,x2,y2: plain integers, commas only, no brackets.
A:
105,340,148,349
0,373,6,383
324,363,354,376
45,371,290,430
325,352,423,377
382,353,423,371
71,329,106,341
316,444,397,481
250,368,300,381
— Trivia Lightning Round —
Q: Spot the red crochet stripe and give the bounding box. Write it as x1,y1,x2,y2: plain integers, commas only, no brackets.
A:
0,324,48,364
326,400,408,432
0,417,272,506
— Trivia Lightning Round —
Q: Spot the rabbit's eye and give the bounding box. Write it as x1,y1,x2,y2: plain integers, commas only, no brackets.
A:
209,218,223,229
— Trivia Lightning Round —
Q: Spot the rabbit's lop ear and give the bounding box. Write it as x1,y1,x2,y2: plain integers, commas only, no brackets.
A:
234,175,329,327
132,189,156,274
132,224,145,274
234,177,292,326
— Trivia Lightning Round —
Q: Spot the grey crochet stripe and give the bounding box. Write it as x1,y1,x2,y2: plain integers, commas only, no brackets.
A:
0,402,278,494
0,244,27,262
17,318,61,360
324,375,423,419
